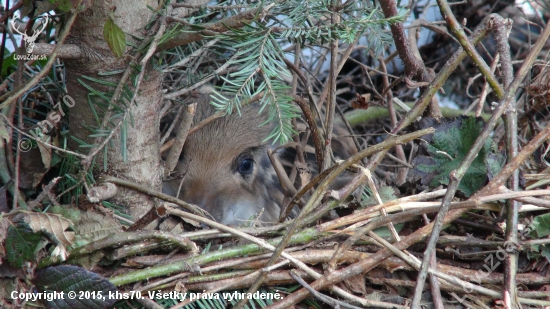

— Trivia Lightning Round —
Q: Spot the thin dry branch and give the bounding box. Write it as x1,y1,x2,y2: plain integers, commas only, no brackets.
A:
164,103,196,176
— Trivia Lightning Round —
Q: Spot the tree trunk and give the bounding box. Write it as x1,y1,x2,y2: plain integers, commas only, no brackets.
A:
65,0,163,219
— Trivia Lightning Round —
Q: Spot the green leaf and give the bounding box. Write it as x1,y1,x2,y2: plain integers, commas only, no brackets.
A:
47,0,72,12
412,116,505,197
6,223,42,268
541,244,550,263
373,223,404,238
2,52,17,77
34,265,118,309
526,243,540,260
50,205,81,223
530,213,550,238
103,17,126,58
361,186,397,208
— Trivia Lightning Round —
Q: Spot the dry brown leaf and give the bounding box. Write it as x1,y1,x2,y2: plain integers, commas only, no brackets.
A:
343,273,367,295
22,212,75,246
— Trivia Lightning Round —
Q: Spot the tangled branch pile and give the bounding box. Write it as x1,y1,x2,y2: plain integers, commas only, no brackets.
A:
1,0,549,308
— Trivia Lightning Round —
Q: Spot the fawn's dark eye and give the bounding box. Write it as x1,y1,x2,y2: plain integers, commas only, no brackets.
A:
237,157,254,176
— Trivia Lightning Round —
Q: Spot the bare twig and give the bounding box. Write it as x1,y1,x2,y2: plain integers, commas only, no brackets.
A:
163,39,219,72
100,176,210,218
160,105,183,145
320,0,339,172
379,55,408,185
378,0,432,83
164,103,196,176
164,55,237,99
27,177,61,208
172,3,248,10
491,14,520,308
292,95,323,171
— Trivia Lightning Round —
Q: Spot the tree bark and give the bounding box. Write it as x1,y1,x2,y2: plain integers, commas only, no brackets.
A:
65,0,163,219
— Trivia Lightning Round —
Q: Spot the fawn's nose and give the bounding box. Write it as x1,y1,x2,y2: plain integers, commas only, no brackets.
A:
180,178,264,226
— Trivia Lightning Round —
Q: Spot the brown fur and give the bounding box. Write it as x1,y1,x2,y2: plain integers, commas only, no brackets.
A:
163,95,357,226
163,97,283,225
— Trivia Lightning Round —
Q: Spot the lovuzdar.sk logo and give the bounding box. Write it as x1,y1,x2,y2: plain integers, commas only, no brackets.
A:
10,14,49,54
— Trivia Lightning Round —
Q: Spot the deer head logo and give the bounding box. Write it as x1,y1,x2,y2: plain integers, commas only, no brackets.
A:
10,15,49,54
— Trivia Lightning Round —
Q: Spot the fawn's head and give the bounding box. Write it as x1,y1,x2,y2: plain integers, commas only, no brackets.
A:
163,97,283,226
